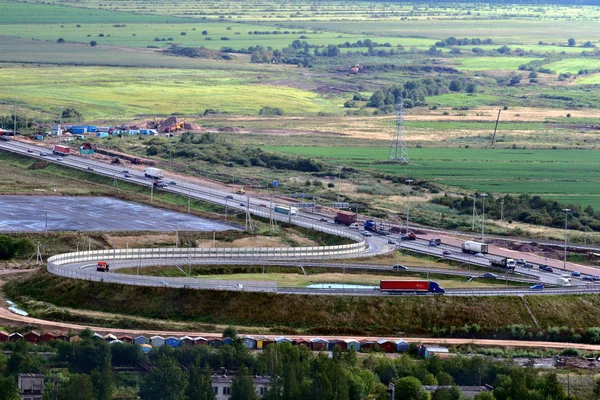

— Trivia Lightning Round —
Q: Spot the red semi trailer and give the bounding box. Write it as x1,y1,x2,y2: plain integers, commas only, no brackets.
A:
52,145,71,156
379,280,445,294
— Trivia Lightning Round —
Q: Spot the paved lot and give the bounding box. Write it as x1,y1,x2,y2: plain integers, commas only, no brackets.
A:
0,196,237,232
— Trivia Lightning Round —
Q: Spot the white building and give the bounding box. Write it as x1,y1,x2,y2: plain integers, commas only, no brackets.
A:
212,373,271,400
18,373,44,400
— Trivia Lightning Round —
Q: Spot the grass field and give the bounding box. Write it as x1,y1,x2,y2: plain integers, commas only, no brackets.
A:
543,58,600,74
455,57,542,71
266,146,600,208
0,66,336,119
576,73,600,85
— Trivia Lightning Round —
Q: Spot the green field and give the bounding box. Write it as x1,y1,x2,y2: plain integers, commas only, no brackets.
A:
577,73,600,85
544,58,600,74
266,146,600,208
455,57,542,71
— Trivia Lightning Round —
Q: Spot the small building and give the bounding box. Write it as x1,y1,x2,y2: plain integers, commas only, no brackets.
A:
255,336,267,349
127,130,139,135
359,340,376,352
150,336,165,347
310,338,329,352
18,373,44,400
209,338,223,348
212,374,271,400
344,339,361,352
118,335,134,343
0,331,9,342
109,339,123,345
69,335,83,343
420,345,450,359
36,135,44,141
293,338,311,348
395,340,409,353
56,335,70,342
328,340,347,351
97,127,111,133
180,336,194,346
9,332,24,342
23,331,41,344
50,125,63,136
40,333,56,342
134,335,149,345
242,336,257,349
222,337,233,346
274,337,292,345
377,339,395,354
194,337,208,346
86,126,97,133
92,333,104,340
104,333,117,342
95,132,109,138
71,126,87,134
165,336,180,348
140,344,152,354
261,338,274,349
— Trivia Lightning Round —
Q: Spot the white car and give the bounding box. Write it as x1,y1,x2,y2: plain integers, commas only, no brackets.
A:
56,157,63,161
359,231,372,237
234,283,244,290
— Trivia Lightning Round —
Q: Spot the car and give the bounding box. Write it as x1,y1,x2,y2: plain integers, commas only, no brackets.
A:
258,203,267,207
539,265,553,273
522,262,534,269
169,181,176,185
483,272,498,279
27,149,34,153
124,173,131,177
529,284,544,290
320,218,328,222
387,239,397,245
225,195,234,200
39,152,47,156
400,235,411,241
583,275,596,281
516,258,527,265
240,202,245,207
56,157,63,161
87,166,94,171
122,170,129,174
359,231,372,237
158,281,169,286
234,283,244,290
571,271,581,277
442,250,452,256
474,252,485,257
393,264,408,271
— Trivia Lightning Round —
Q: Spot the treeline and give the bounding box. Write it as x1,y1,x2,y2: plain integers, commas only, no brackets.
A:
0,235,33,259
358,77,477,111
435,36,493,47
1,326,595,400
149,133,325,172
433,193,600,232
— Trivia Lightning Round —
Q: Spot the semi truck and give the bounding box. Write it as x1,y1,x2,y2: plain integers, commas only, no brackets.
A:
274,205,298,216
96,261,110,272
145,167,164,179
379,280,445,294
333,210,357,226
461,241,488,254
52,145,70,156
490,258,516,270
364,220,389,235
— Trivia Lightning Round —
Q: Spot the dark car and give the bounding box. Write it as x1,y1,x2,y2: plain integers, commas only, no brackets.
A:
571,271,581,277
442,250,452,256
122,170,129,174
240,202,245,207
320,218,328,222
539,265,553,273
522,263,534,269
225,195,233,200
87,166,94,171
583,275,596,281
393,264,408,271
259,203,267,207
124,173,131,177
388,239,397,245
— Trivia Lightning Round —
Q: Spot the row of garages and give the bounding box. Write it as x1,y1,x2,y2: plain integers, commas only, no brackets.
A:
0,330,449,357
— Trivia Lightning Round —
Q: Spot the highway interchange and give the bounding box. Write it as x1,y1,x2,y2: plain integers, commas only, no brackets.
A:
2,138,600,296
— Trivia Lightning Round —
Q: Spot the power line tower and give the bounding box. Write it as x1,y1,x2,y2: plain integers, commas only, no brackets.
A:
388,99,409,164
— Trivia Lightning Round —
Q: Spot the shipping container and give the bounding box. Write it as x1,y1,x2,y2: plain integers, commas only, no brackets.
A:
334,210,357,225
145,167,164,179
461,241,488,254
379,280,445,294
95,132,109,138
52,145,71,156
274,205,298,215
86,126,97,133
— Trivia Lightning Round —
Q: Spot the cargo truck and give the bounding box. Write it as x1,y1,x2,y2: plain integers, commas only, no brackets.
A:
364,220,389,235
145,167,164,179
490,258,516,270
274,205,298,216
96,261,110,272
461,241,488,254
379,280,445,294
334,210,357,226
52,145,70,156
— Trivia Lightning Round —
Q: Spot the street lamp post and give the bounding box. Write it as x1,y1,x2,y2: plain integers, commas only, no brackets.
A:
405,179,414,235
337,166,343,204
480,193,488,242
500,199,505,234
563,208,571,270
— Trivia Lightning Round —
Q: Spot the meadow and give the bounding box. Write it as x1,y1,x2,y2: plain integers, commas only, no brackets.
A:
544,58,600,74
455,57,543,71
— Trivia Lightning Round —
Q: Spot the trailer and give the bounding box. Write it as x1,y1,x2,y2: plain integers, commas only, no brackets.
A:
274,205,298,216
461,241,488,254
334,210,357,226
145,167,164,179
490,258,516,270
379,280,445,294
52,145,70,156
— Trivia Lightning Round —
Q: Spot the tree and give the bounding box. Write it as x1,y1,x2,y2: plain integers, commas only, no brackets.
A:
186,360,215,400
90,41,97,47
528,71,538,79
465,82,477,93
202,30,208,35
91,361,114,400
509,75,521,85
0,375,19,400
223,326,238,339
540,373,566,400
57,38,65,43
474,392,495,400
568,38,576,47
448,79,463,92
394,377,429,400
432,387,461,400
231,365,258,400
57,374,95,400
140,356,186,400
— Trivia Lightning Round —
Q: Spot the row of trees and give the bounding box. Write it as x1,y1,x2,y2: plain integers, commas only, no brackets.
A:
434,37,494,47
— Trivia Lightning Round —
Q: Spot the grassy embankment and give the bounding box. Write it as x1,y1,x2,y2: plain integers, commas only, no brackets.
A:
5,271,600,340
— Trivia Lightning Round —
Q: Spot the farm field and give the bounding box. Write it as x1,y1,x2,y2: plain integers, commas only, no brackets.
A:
266,146,600,208
544,58,600,74
576,74,600,85
455,57,543,71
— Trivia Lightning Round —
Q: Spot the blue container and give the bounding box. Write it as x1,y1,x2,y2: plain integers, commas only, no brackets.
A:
71,127,86,134
87,126,97,133
36,135,44,141
96,132,109,138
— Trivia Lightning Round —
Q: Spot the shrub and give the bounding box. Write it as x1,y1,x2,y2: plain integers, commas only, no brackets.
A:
57,38,65,43
259,107,284,116
0,236,34,260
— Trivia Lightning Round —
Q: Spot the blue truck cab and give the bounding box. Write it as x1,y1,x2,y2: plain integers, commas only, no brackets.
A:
428,281,446,294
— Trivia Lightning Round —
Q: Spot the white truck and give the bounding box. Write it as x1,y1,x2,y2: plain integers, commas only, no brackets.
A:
557,277,571,286
461,241,488,254
145,167,164,179
274,205,298,216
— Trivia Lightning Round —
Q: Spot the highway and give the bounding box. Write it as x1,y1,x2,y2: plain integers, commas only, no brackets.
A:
2,138,600,295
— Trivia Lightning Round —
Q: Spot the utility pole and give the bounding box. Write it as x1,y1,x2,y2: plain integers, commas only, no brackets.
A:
13,97,17,136
405,179,413,234
480,193,488,242
500,199,505,234
150,183,154,204
472,193,477,231
563,208,571,270
187,190,191,214
337,166,343,203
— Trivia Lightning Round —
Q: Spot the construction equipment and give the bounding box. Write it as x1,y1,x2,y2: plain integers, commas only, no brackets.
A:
111,157,121,164
235,186,245,195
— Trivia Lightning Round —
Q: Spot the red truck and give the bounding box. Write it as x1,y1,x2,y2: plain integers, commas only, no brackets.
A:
52,145,70,156
334,210,357,226
379,280,445,294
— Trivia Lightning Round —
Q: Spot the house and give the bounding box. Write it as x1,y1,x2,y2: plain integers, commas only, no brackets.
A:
104,333,117,342
261,338,274,349
134,336,149,345
9,332,24,342
23,331,41,344
165,336,180,348
118,335,133,343
55,335,69,342
242,336,257,349
0,331,9,342
109,339,123,345
212,373,271,400
328,340,347,351
273,337,292,345
180,336,194,346
194,337,208,345
18,374,44,400
150,336,165,347
360,339,376,352
92,333,104,340
344,339,361,352
293,338,311,348
222,337,233,346
395,340,409,353
40,333,56,342
420,345,450,359
209,338,223,348
377,339,395,353
310,338,329,351
50,125,63,136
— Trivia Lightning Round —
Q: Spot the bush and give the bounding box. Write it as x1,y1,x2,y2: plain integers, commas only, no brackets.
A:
259,107,284,116
57,38,65,43
0,236,34,260
90,41,97,47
